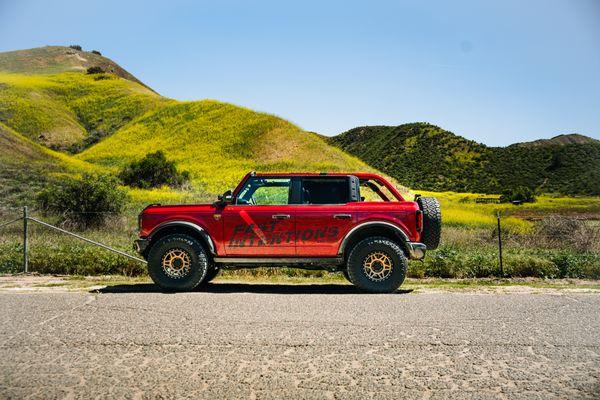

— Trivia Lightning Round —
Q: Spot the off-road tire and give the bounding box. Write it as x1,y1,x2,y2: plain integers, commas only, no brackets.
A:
417,196,442,250
200,266,220,285
346,237,407,293
147,234,208,291
342,269,351,283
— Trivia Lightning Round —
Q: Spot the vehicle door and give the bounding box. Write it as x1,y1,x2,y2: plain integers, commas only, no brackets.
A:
294,176,357,256
222,177,296,256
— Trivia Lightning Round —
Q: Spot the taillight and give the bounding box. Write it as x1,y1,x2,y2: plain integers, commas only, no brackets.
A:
416,210,423,233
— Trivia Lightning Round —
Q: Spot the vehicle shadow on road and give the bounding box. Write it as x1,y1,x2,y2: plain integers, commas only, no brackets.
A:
95,282,414,295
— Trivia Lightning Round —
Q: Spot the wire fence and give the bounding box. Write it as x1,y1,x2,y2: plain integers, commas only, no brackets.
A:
0,206,146,273
0,206,504,274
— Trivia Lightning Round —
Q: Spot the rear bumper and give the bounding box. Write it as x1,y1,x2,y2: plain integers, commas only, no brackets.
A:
134,238,149,257
407,242,427,260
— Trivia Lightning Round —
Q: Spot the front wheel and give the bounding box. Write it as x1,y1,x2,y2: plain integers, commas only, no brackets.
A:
147,234,209,291
199,266,220,285
346,237,408,293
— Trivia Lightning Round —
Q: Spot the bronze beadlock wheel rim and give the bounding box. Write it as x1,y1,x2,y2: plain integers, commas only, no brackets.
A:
161,249,191,279
362,251,393,282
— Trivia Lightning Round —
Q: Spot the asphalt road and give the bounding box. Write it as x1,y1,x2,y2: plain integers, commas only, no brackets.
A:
1,283,599,399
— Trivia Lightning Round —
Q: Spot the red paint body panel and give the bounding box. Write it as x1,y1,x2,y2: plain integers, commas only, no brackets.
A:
138,173,422,257
293,205,356,256
221,205,295,256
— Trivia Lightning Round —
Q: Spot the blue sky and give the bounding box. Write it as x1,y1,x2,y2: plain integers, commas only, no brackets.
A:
1,0,598,146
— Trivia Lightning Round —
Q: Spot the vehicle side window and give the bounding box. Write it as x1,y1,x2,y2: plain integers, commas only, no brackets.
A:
359,179,391,202
301,178,349,204
236,178,291,205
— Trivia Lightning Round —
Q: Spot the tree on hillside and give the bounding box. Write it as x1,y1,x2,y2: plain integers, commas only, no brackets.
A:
500,187,536,204
86,66,105,74
119,151,190,189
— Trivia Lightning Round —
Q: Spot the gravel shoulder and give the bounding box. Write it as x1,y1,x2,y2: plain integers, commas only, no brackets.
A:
1,274,599,293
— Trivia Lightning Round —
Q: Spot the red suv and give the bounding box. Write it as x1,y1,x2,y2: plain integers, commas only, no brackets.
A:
135,172,441,293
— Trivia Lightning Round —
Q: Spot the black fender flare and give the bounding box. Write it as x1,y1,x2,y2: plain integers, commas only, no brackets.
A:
337,221,410,256
148,220,216,255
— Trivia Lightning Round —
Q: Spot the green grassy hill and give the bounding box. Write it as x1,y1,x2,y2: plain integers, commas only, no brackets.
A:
0,47,376,205
0,122,95,204
329,123,600,195
0,71,165,150
76,99,373,193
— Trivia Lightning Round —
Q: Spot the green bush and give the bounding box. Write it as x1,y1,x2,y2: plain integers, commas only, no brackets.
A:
119,151,190,189
461,251,499,278
86,66,105,74
91,50,102,55
69,45,82,51
500,186,536,203
424,246,460,278
36,173,127,229
549,251,600,279
504,253,559,278
69,130,108,153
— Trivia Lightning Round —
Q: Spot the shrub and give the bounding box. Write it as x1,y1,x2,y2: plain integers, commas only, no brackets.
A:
504,253,559,278
119,151,190,189
68,130,107,153
534,217,600,252
424,246,460,278
461,251,499,278
500,186,536,204
36,173,127,229
91,50,102,55
86,66,105,74
69,45,82,51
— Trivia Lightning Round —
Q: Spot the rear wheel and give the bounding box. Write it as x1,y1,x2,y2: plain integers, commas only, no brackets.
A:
342,269,351,283
147,234,208,291
346,237,407,293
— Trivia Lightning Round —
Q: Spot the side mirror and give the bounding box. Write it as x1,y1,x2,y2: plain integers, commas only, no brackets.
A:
217,189,233,204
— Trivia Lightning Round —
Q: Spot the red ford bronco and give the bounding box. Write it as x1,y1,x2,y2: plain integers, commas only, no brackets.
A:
135,172,441,293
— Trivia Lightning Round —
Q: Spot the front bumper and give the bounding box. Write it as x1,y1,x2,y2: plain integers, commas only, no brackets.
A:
407,242,427,260
134,238,149,256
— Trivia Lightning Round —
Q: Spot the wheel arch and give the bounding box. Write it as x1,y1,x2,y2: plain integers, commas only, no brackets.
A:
147,221,216,256
338,221,410,259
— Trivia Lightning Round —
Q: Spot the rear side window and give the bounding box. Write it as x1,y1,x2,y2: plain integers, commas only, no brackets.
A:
301,178,349,204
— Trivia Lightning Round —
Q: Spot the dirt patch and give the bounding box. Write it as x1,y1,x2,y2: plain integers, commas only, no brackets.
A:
1,274,598,294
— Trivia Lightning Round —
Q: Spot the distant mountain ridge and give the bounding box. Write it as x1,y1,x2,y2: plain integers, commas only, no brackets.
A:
515,134,598,148
329,124,600,195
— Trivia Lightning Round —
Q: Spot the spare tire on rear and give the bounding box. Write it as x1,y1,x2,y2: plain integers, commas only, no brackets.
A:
417,196,441,250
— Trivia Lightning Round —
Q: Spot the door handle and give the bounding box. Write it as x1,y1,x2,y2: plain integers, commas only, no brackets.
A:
272,214,291,220
333,214,352,219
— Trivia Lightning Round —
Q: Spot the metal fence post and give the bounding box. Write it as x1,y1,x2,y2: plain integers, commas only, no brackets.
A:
23,206,29,273
497,211,503,276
